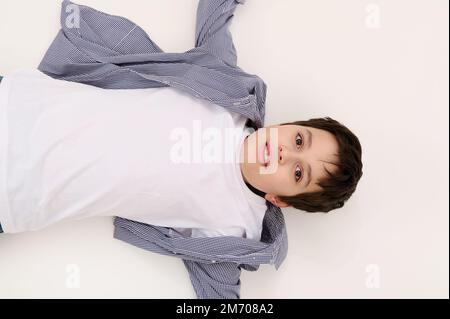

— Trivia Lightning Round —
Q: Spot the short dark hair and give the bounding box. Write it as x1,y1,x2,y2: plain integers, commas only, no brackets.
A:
276,117,363,213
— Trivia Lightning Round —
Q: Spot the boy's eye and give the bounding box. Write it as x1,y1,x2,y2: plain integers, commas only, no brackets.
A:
295,132,304,182
295,166,302,182
295,133,303,147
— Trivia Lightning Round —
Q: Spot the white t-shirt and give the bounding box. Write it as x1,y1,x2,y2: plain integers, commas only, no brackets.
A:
0,68,267,239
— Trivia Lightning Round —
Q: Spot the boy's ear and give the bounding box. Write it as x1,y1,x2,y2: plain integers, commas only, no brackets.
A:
264,194,292,208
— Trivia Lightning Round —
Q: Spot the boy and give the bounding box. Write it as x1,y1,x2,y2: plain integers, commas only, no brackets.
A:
0,69,361,234
0,0,362,298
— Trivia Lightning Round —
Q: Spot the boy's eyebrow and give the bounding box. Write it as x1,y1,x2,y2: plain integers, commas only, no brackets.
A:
306,129,312,149
305,162,312,188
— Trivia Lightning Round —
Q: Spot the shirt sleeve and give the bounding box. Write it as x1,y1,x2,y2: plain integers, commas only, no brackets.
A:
194,0,246,67
182,259,242,299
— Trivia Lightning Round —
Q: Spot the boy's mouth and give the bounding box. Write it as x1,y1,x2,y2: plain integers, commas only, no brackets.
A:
259,140,270,166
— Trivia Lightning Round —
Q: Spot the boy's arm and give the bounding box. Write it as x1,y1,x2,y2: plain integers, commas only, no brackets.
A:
182,259,242,299
194,0,246,67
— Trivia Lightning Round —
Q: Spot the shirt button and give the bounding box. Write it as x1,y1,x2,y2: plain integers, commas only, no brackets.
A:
211,260,217,263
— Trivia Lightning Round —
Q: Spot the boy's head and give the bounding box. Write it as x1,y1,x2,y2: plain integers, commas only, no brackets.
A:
239,117,363,212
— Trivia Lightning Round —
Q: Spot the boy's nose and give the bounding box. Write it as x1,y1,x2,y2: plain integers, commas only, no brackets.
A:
278,144,297,164
278,145,283,163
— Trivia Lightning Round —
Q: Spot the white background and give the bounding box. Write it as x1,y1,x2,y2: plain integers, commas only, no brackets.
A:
0,0,448,298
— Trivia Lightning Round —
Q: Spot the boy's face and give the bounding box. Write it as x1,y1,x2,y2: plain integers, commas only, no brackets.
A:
239,124,340,208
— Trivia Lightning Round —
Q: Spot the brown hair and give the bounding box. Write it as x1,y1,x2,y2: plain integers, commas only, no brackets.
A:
276,117,363,212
